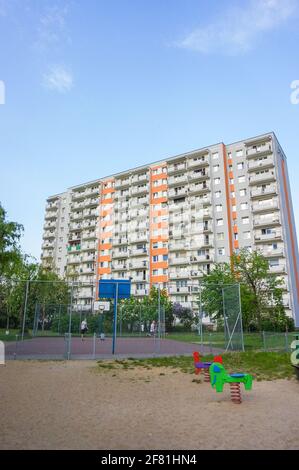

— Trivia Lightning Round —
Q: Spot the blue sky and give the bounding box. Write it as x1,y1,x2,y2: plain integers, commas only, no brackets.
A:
0,0,299,259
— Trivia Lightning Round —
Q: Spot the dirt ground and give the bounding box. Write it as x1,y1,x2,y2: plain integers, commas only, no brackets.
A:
0,361,298,450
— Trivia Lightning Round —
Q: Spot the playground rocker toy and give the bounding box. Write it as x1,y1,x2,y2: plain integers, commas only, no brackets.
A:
193,352,213,382
209,359,254,404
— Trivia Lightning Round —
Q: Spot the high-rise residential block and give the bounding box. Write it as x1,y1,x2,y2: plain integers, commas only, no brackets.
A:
41,132,299,326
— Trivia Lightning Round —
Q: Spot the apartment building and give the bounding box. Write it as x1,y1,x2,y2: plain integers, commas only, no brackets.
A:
41,132,299,326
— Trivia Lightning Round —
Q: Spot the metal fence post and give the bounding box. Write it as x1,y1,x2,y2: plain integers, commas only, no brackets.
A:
21,280,29,341
93,332,96,359
262,331,266,351
285,331,289,352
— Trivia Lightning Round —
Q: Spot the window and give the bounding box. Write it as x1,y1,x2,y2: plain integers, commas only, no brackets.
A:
242,217,249,225
229,178,234,185
212,152,219,159
217,232,224,240
238,175,245,183
163,254,168,261
232,205,236,212
240,189,247,196
215,191,221,198
152,270,158,276
272,243,278,250
236,150,243,157
234,233,238,240
153,242,158,249
241,202,248,210
153,255,158,262
216,204,222,212
218,248,225,256
217,218,224,226
237,162,244,170
244,231,251,239
269,258,279,266
214,178,221,185
213,164,220,172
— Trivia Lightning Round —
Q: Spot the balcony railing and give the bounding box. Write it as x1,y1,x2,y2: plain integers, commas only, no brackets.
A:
188,156,209,168
249,172,276,185
252,201,279,213
168,175,188,186
250,185,277,198
248,156,274,171
167,162,186,174
254,231,282,242
269,264,286,274
246,145,272,159
253,216,280,227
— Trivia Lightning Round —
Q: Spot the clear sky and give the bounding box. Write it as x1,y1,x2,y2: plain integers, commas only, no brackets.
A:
1,0,299,260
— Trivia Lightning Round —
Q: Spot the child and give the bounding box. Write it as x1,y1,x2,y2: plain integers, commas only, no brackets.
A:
80,318,88,341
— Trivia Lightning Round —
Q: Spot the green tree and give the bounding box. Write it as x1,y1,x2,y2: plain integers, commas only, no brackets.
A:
200,249,290,332
0,203,24,276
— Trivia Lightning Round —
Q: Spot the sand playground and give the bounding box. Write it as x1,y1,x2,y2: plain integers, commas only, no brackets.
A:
0,360,298,450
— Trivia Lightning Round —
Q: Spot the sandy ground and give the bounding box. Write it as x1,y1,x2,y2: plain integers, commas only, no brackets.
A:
0,361,298,450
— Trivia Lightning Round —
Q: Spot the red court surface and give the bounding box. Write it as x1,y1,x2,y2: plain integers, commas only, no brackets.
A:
4,336,218,359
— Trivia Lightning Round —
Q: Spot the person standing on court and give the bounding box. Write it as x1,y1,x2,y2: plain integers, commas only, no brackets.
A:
81,318,88,341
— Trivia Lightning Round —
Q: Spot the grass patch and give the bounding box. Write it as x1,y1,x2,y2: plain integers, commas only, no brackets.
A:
96,352,295,381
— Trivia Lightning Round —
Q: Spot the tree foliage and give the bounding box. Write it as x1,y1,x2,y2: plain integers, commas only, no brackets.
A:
200,249,293,332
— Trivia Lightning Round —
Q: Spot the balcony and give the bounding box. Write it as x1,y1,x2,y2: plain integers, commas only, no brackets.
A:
72,191,86,200
115,179,130,189
188,155,209,168
262,248,284,257
43,231,56,239
88,199,100,209
254,230,282,243
81,255,96,262
189,170,209,182
169,257,188,266
46,202,59,211
169,286,190,294
169,241,189,251
113,237,129,246
130,233,149,243
252,200,279,213
269,264,286,274
131,185,148,196
248,156,274,171
131,173,148,185
45,212,57,220
130,248,148,257
81,243,96,251
81,232,96,240
167,162,186,174
44,221,56,229
112,263,128,271
112,250,129,259
250,185,277,198
41,251,53,259
189,183,211,194
168,175,188,186
133,289,148,296
129,260,148,269
253,215,280,227
169,187,188,198
71,212,84,221
249,171,276,185
169,270,190,279
69,223,83,231
246,145,272,159
72,202,85,210
42,242,55,249
85,187,99,197
68,257,81,265
190,254,214,263
83,209,98,218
